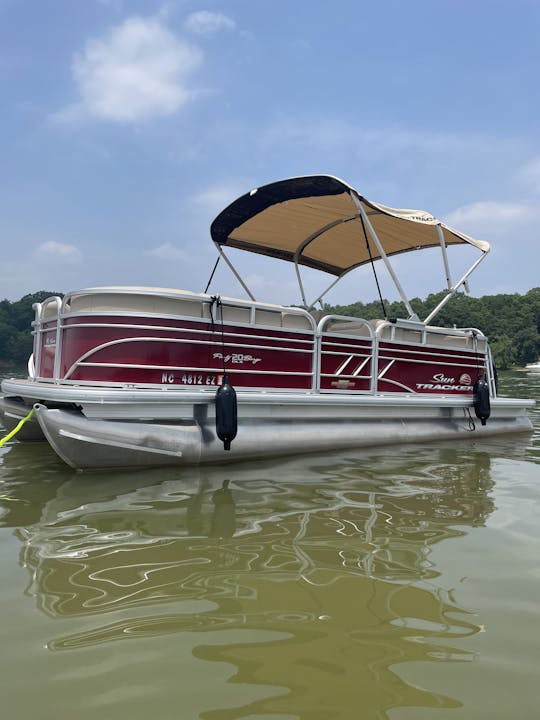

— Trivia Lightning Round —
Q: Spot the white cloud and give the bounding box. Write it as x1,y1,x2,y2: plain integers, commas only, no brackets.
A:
34,241,82,263
58,16,202,123
184,11,235,37
444,201,533,234
144,242,189,261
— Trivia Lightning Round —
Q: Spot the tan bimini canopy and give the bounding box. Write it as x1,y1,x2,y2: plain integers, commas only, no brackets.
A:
210,175,490,277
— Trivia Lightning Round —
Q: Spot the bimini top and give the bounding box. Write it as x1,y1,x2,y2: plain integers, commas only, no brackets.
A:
210,175,490,276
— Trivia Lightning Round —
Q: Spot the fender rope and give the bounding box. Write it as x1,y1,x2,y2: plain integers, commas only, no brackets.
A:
0,407,35,448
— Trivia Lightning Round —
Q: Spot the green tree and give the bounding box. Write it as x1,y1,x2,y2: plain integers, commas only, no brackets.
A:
513,328,540,365
0,291,61,365
0,322,17,361
489,335,517,370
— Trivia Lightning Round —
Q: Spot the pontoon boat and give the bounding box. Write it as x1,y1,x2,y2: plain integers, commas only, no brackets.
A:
0,175,534,469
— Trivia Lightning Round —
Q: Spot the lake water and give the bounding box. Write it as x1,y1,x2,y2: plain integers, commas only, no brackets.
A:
0,372,539,719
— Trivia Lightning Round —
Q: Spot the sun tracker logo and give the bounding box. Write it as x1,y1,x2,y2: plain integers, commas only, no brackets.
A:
416,372,474,391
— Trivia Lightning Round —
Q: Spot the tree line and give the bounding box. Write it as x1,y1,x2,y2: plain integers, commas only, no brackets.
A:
0,288,538,370
0,291,60,366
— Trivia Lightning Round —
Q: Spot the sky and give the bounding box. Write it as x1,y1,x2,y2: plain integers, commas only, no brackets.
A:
1,0,539,308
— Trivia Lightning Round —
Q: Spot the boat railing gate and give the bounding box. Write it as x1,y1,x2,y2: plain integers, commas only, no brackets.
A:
316,315,376,393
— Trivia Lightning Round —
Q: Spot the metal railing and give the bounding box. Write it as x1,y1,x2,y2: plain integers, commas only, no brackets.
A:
29,291,492,396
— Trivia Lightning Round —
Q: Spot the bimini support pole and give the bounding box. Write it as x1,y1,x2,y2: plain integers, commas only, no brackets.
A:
292,215,359,309
293,260,309,308
424,248,490,324
352,194,419,320
437,225,453,290
307,272,346,311
213,243,257,301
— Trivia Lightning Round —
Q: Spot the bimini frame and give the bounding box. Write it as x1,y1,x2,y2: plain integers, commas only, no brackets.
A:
209,175,490,324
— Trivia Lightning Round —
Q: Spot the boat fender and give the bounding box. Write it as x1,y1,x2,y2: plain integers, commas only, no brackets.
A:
473,375,490,426
215,374,237,450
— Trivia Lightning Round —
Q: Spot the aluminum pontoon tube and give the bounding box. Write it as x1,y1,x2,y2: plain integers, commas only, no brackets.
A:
32,401,533,471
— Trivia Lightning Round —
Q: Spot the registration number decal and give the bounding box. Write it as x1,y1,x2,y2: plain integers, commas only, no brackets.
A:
161,372,218,385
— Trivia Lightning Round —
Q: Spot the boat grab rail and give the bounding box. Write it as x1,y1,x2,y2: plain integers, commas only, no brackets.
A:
316,315,374,337
59,286,316,321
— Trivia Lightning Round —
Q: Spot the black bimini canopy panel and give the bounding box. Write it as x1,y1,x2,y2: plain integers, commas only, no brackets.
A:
210,174,490,277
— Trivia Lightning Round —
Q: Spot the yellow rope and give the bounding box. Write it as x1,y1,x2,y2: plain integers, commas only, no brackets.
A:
0,494,29,503
0,407,35,448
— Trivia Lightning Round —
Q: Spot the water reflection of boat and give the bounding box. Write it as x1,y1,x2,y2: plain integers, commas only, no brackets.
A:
4,444,497,611
2,443,506,716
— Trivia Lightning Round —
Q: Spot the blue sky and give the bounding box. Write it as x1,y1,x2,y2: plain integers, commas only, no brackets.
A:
1,0,539,307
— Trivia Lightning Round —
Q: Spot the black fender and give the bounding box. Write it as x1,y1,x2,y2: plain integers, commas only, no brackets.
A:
473,375,491,426
215,375,237,450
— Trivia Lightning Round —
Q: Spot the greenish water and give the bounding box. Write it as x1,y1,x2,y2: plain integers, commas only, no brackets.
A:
0,372,539,720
